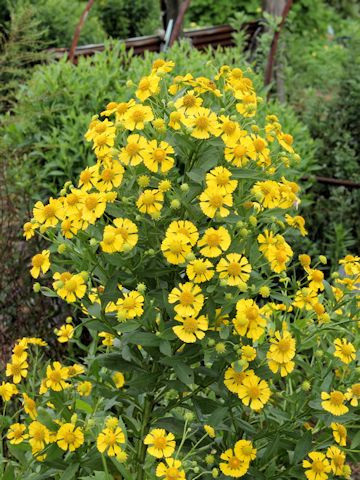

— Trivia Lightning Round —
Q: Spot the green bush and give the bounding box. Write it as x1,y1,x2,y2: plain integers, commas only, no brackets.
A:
94,0,161,39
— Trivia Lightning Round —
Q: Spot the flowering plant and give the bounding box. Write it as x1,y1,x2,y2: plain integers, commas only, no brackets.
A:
1,59,359,480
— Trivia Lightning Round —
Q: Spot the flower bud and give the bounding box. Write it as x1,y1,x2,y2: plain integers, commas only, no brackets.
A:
80,271,89,282
301,380,311,392
240,228,249,237
220,279,228,287
208,338,216,347
249,215,257,226
137,175,150,188
331,272,339,279
136,283,146,294
170,199,181,210
180,183,189,192
146,248,155,256
66,316,72,324
57,243,67,254
205,454,215,465
184,411,195,422
126,80,134,87
259,286,270,298
319,255,327,265
33,282,41,293
89,238,98,247
212,468,219,478
315,349,323,358
215,342,226,354
185,252,196,262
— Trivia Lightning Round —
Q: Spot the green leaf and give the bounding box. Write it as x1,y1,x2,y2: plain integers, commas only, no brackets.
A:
75,399,93,414
293,430,312,464
173,362,194,385
97,353,144,372
159,340,172,356
126,332,161,347
60,464,80,479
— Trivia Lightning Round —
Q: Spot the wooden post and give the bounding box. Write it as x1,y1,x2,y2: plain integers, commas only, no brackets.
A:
69,0,95,64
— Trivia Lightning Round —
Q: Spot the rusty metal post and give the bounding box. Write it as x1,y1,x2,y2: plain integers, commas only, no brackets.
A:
69,0,96,64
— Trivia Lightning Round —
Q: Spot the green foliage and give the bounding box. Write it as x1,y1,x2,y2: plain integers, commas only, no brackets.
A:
26,0,106,47
0,3,47,111
186,0,260,27
93,0,161,39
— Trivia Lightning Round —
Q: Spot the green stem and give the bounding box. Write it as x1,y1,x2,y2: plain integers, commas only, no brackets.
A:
101,454,111,479
136,395,154,480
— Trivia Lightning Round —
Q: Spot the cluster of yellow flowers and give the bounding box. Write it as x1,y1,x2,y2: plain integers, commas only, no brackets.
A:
1,58,358,478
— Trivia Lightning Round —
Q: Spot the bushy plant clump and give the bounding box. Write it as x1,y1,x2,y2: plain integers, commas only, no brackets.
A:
1,60,359,479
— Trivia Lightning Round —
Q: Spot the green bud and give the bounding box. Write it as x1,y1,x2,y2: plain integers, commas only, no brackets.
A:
208,338,216,347
184,411,195,422
57,243,67,254
170,199,181,210
89,238,98,247
249,215,257,226
136,283,146,293
301,380,311,392
80,271,89,282
315,350,324,358
319,255,327,265
180,183,189,192
236,221,244,228
212,468,219,478
205,454,215,465
225,293,233,300
240,228,249,237
33,282,41,293
147,248,155,256
185,252,196,262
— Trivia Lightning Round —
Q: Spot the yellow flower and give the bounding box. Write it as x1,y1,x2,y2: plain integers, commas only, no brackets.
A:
224,367,251,394
186,258,214,283
67,363,85,377
168,282,204,317
293,288,318,311
303,451,331,480
278,132,295,153
168,110,184,130
331,423,347,447
236,92,257,118
233,299,266,341
266,237,293,273
56,423,84,452
101,99,135,121
182,106,221,139
333,338,356,364
136,74,160,102
23,393,37,419
339,254,360,276
29,421,50,451
285,214,307,236
204,424,216,438
166,220,199,246
161,233,191,265
174,90,203,114
80,192,107,224
137,189,163,215
78,165,98,191
0,382,18,401
77,381,92,397
144,429,175,458
33,197,64,228
7,423,28,445
234,439,257,463
119,134,148,166
95,160,124,191
237,372,271,411
299,253,312,270
224,136,256,167
218,115,243,143
116,291,144,320
267,330,296,374
151,59,175,74
345,383,360,406
123,104,154,130
113,372,125,388
143,140,174,173
45,361,70,391
23,221,38,240
30,250,50,279
53,272,87,303
6,357,28,384
205,166,238,194
114,218,138,249
156,457,185,480
326,446,345,475
240,346,256,362
199,187,233,218
321,391,349,416
216,253,251,287
56,324,74,343
197,226,231,257
159,179,172,192
97,425,125,456
99,331,115,346
173,314,208,343
100,225,124,253
219,448,250,478
307,269,325,292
